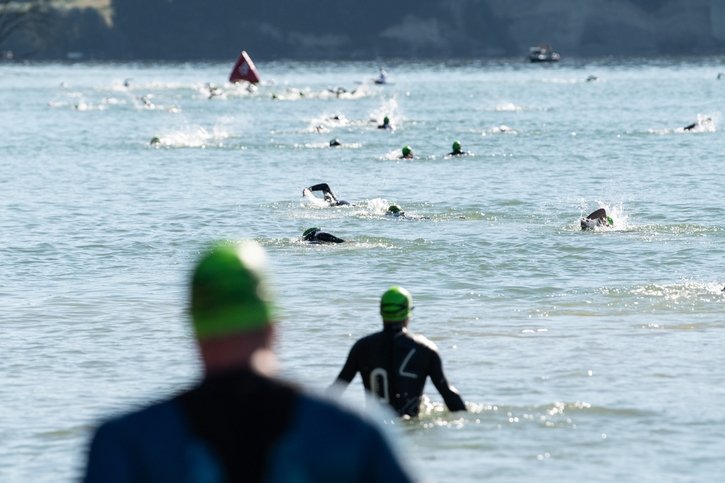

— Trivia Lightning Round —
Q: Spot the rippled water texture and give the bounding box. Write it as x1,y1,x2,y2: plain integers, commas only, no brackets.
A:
2,58,725,482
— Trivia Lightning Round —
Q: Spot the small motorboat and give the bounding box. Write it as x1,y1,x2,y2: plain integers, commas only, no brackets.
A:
528,45,560,63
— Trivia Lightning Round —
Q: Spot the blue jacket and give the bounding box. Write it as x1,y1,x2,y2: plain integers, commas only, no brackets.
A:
83,370,414,483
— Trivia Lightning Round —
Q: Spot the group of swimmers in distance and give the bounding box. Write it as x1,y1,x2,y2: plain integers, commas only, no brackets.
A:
287,67,716,240
326,109,467,160
301,183,418,243
301,181,615,242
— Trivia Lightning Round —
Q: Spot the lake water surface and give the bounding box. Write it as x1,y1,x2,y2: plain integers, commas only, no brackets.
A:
1,57,725,482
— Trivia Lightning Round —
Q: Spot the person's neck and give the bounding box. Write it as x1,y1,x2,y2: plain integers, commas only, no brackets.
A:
198,328,277,377
383,322,406,333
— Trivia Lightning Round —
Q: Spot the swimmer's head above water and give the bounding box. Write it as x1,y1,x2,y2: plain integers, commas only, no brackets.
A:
302,227,320,239
386,204,404,217
380,286,413,324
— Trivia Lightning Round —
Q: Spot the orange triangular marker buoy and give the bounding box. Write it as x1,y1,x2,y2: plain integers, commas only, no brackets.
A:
229,51,260,84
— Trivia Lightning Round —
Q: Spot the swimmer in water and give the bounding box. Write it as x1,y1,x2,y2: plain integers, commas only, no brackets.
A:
378,116,392,130
683,117,712,131
205,83,223,99
329,286,466,417
329,138,342,147
302,227,345,244
385,204,429,220
400,145,414,159
375,68,387,85
327,87,357,98
580,208,613,230
386,205,405,217
302,183,350,206
448,140,466,156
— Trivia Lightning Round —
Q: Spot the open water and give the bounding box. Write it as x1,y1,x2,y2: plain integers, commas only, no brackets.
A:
1,58,725,482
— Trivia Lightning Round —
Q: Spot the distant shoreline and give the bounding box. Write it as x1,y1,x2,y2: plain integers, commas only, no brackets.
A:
2,0,724,62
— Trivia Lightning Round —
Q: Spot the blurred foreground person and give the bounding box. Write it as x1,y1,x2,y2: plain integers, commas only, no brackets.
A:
83,242,414,483
331,286,466,417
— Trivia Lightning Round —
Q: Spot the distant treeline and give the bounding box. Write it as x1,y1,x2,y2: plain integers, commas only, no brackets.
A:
3,0,724,61
109,0,518,60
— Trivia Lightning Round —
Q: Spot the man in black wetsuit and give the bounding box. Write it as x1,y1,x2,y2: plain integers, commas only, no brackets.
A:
331,286,466,417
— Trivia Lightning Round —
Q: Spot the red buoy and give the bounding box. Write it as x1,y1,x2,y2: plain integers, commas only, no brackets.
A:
229,51,260,84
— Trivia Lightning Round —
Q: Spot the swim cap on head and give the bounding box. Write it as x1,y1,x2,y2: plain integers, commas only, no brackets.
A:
329,138,341,147
380,286,413,323
388,205,401,214
402,145,412,157
191,241,274,340
607,216,613,226
303,227,320,238
384,116,390,124
452,140,461,152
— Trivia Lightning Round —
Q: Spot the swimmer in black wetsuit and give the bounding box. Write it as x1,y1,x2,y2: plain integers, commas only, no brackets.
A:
378,116,392,130
331,286,466,417
385,204,430,220
386,205,405,217
302,227,345,244
448,140,466,156
302,183,350,206
683,117,712,131
580,208,613,230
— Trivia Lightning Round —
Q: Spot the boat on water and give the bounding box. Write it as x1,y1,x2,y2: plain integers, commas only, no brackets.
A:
528,45,560,63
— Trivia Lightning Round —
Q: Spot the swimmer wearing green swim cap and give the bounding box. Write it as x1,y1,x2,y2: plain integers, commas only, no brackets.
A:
400,145,413,159
330,286,467,417
449,140,466,156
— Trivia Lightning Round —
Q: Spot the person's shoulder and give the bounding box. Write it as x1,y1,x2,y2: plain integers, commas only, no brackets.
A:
408,331,439,352
296,392,373,427
280,392,391,456
91,397,184,443
270,392,416,482
84,396,206,483
353,330,385,346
